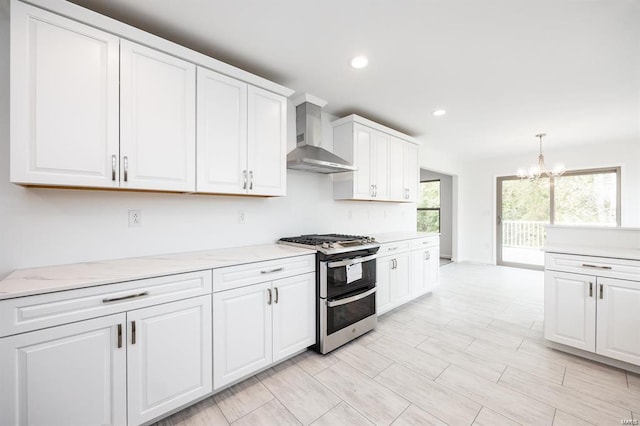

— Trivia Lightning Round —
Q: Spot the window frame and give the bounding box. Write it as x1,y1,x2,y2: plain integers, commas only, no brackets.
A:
417,179,441,233
496,166,621,270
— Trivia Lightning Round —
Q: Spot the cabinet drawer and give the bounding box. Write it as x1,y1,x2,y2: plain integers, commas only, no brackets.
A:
411,237,439,250
0,270,212,337
378,241,412,256
213,254,315,292
545,253,640,281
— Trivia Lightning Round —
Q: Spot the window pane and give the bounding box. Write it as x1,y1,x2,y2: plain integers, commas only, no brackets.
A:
417,210,440,233
554,172,617,226
418,181,440,208
500,177,550,266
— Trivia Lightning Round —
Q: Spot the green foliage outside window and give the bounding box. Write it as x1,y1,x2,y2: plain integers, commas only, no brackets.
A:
417,181,440,233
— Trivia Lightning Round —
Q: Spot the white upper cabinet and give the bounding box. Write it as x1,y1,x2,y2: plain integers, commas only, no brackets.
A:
10,2,120,188
247,86,287,196
10,1,292,195
120,40,196,192
389,137,419,202
332,115,418,202
197,67,248,194
197,70,287,196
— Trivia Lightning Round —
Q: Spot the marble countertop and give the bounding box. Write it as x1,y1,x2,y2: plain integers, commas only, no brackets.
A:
0,244,316,300
372,231,439,244
543,244,640,261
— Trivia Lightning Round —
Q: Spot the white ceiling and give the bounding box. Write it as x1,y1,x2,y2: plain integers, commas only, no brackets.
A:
69,0,640,159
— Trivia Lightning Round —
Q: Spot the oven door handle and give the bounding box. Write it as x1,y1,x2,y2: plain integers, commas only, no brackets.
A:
326,254,378,269
327,287,376,308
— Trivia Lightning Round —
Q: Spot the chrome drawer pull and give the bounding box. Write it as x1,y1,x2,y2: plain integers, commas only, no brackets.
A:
242,170,248,189
274,287,279,304
131,321,136,345
600,284,604,300
581,263,612,270
267,288,272,305
261,267,284,274
388,247,398,251
123,156,129,182
111,155,117,181
102,291,149,304
589,282,593,297
117,324,123,348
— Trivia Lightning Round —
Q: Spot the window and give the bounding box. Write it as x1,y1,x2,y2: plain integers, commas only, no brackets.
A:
497,167,620,269
417,180,440,233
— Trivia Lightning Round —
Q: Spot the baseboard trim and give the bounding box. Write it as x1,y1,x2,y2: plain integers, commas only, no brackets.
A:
545,340,640,374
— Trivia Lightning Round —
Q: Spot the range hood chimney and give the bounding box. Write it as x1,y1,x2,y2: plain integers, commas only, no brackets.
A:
287,94,357,174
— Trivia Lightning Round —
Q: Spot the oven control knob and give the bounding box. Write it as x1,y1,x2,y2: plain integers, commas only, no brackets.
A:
322,242,331,249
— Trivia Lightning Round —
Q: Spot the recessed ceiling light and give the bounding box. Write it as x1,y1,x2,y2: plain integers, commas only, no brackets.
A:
350,56,368,69
432,109,447,117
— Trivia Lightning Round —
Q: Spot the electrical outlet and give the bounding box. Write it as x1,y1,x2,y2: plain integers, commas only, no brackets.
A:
238,210,246,224
128,210,142,227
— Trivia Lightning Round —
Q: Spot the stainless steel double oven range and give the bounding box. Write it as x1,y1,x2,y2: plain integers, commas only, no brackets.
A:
279,234,379,354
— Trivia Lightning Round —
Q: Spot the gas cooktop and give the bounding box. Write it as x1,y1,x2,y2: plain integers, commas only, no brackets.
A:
278,234,379,255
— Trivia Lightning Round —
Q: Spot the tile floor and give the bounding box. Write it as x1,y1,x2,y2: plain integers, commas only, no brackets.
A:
154,263,640,426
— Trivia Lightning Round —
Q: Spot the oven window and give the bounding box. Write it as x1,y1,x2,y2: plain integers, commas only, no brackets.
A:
327,293,375,335
326,259,376,299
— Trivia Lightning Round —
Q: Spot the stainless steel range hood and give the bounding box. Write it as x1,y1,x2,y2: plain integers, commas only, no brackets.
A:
287,95,357,174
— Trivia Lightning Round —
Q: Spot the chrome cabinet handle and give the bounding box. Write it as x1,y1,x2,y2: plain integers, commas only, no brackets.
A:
274,287,279,304
131,321,136,345
589,282,593,297
102,291,149,304
242,170,247,190
373,184,377,197
267,288,272,305
387,247,398,251
599,284,603,300
327,287,376,308
249,171,254,190
327,254,378,269
123,156,129,182
370,185,374,197
111,155,117,181
261,267,284,274
582,263,612,270
117,324,122,348
425,251,430,260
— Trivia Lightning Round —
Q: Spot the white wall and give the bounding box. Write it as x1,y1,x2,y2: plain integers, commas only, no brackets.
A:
456,140,640,264
419,169,453,258
0,4,415,278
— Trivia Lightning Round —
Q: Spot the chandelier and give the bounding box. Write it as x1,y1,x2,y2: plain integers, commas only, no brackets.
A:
516,133,565,180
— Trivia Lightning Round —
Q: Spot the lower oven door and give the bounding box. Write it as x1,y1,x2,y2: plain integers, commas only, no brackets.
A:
320,286,377,354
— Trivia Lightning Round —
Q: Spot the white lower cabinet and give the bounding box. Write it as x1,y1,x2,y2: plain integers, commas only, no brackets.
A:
0,314,127,426
0,271,213,426
596,277,640,365
544,270,596,352
127,296,212,426
545,252,640,367
213,272,316,390
412,242,440,296
376,252,411,315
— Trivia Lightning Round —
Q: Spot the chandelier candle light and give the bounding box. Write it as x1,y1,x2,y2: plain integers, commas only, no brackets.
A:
516,133,566,180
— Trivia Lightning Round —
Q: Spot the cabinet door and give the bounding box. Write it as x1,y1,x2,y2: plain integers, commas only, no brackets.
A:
412,249,427,296
10,2,119,188
596,277,640,365
120,40,196,191
196,67,248,194
213,282,273,389
376,257,393,315
388,137,405,201
371,131,390,200
544,271,596,352
127,296,212,426
391,254,411,305
403,143,419,202
352,124,373,200
425,245,440,292
247,86,287,196
0,314,126,426
272,273,316,362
